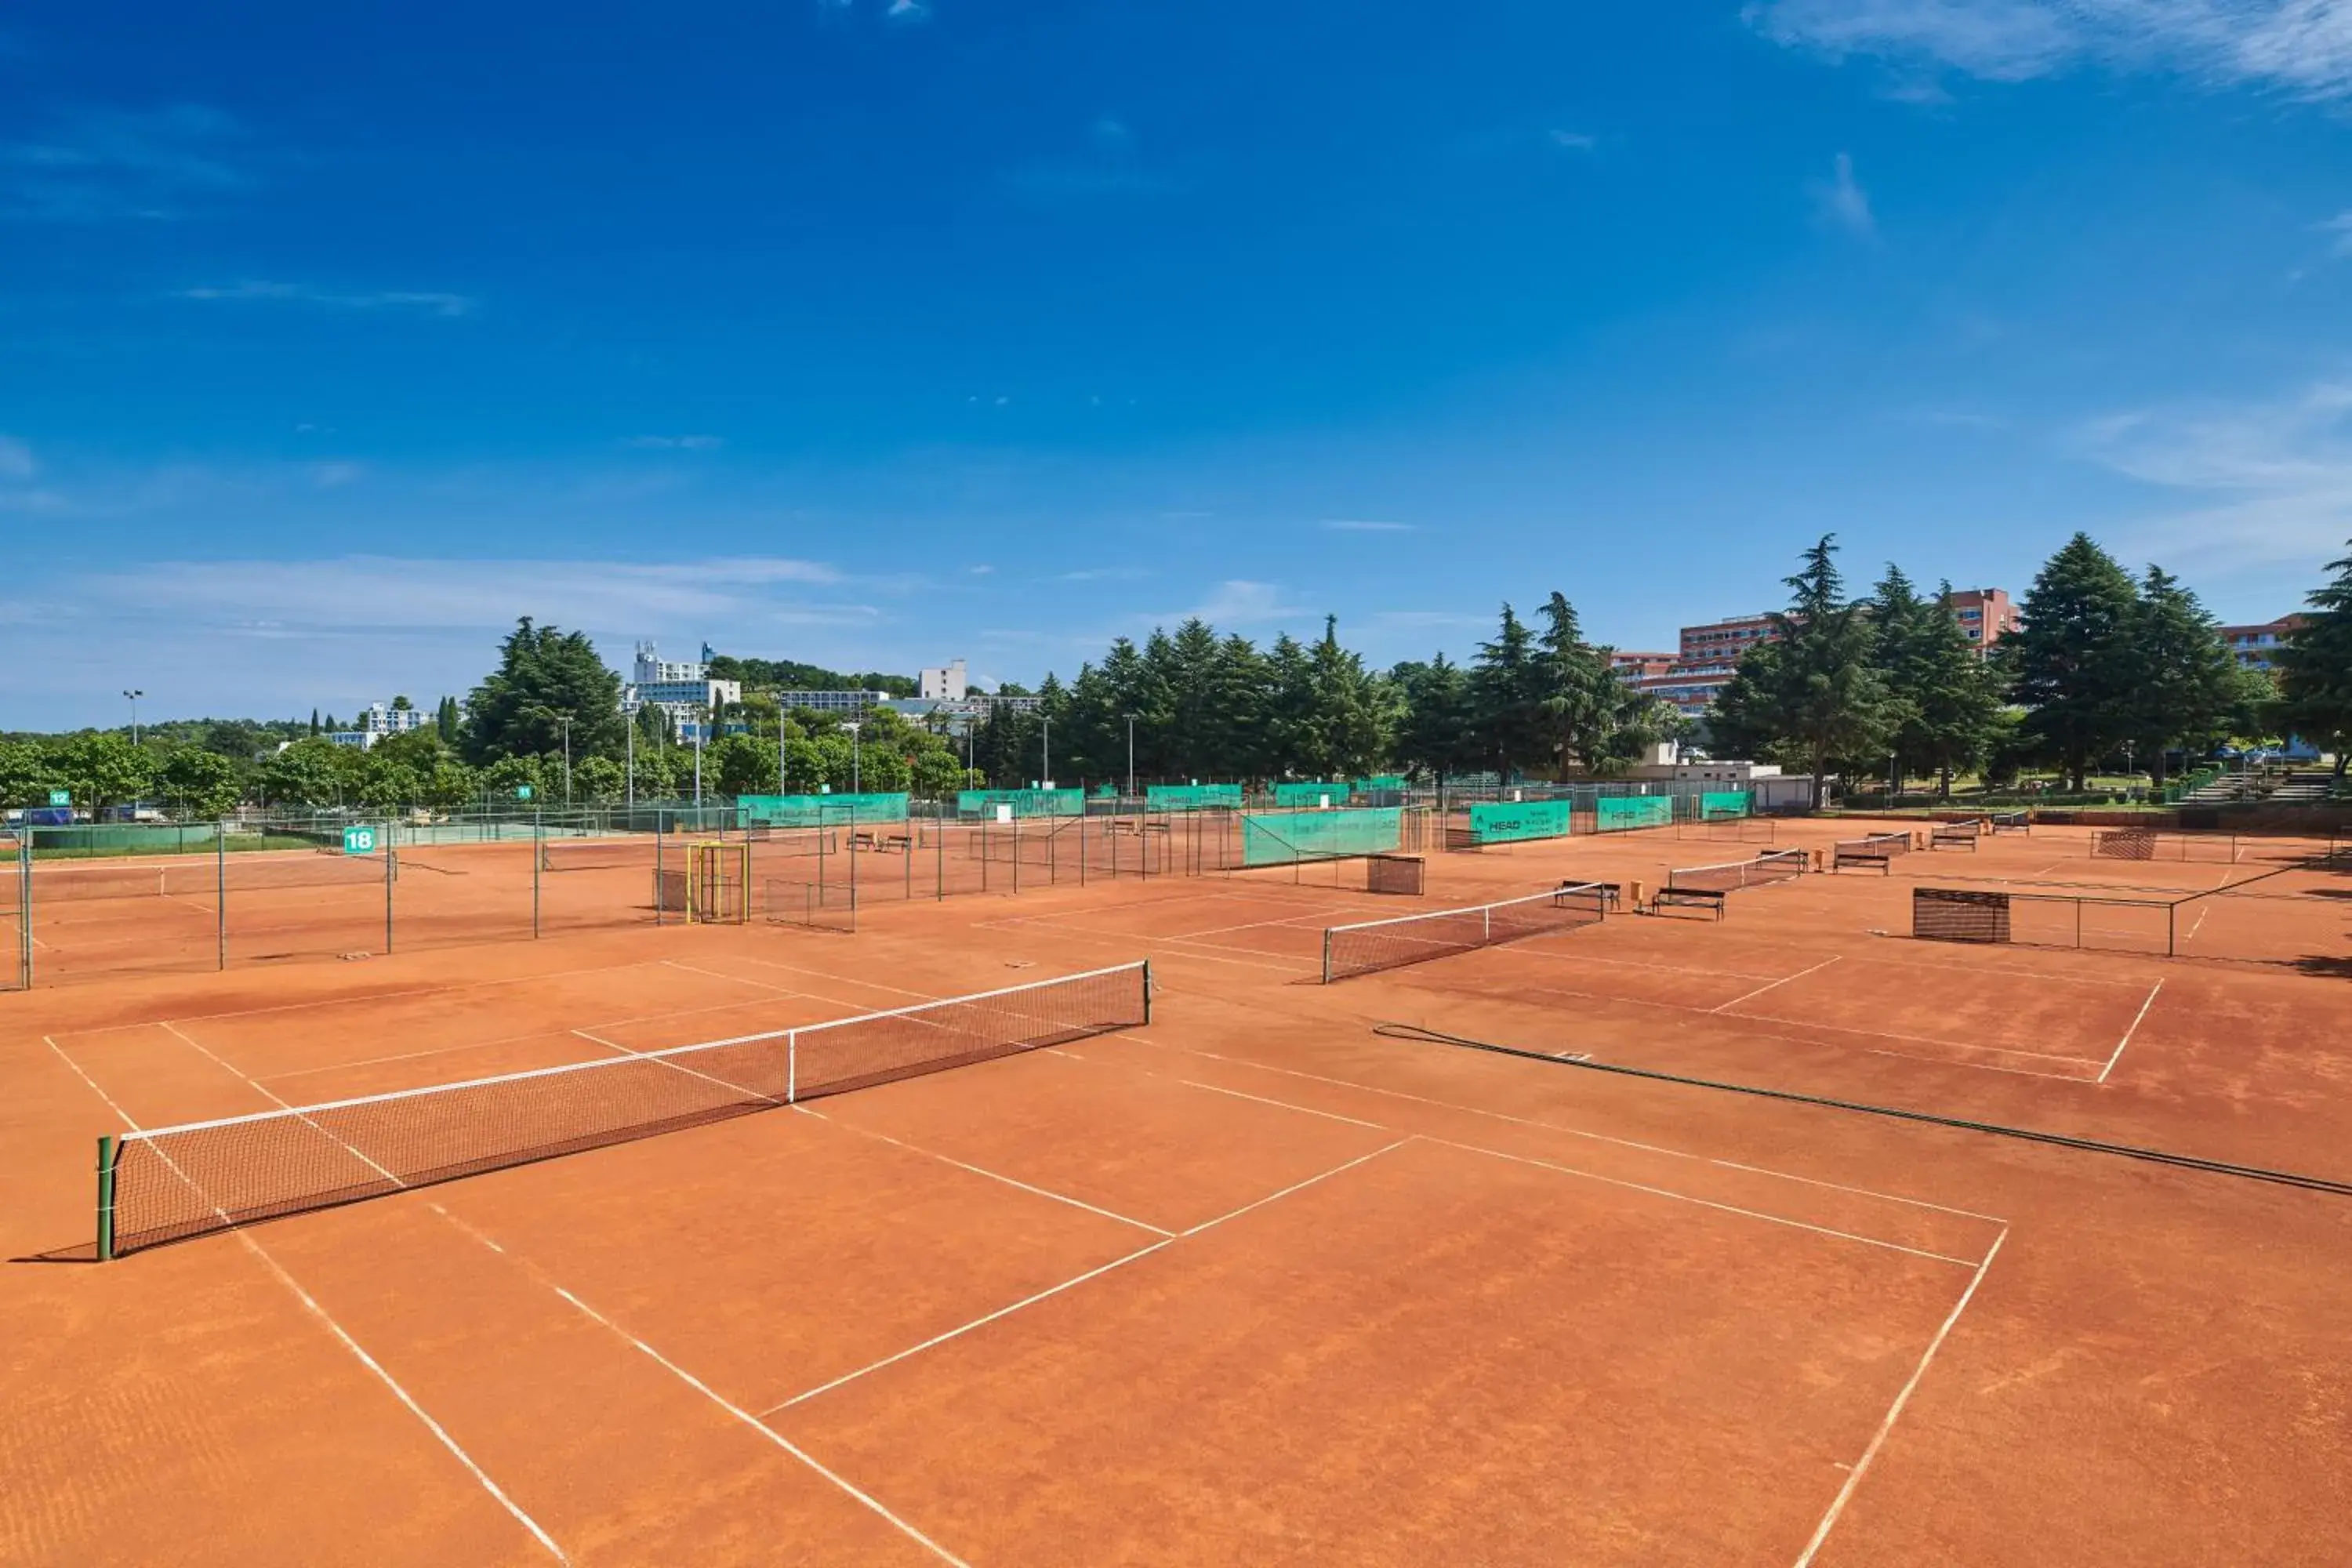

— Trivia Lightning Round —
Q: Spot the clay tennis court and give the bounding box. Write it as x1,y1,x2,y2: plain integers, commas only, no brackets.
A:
5,820,2350,1565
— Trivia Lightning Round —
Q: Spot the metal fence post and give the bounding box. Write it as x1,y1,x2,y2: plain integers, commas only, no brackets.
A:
216,822,227,971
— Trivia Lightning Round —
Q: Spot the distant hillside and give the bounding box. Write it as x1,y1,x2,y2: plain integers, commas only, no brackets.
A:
705,655,919,699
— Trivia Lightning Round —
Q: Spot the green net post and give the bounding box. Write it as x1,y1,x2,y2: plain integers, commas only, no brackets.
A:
383,818,396,953
216,822,227,971
95,1135,118,1262
1142,959,1153,1025
532,810,543,938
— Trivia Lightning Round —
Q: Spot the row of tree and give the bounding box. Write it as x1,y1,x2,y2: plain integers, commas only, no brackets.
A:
1710,533,2336,804
6,539,2350,816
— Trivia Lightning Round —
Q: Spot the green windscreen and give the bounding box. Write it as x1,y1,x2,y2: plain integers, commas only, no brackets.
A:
1468,800,1573,844
1146,784,1243,811
956,789,1085,818
1351,775,1406,794
1241,808,1402,866
738,793,910,827
1700,790,1753,820
1594,795,1674,833
1272,781,1344,808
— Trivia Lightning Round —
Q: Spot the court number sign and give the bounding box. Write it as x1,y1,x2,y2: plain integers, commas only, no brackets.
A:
343,825,379,856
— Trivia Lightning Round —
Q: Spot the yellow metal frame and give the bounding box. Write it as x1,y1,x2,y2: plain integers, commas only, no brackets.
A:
685,840,751,924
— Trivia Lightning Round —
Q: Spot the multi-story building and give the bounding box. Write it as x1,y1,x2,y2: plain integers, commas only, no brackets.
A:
1619,587,2016,720
2220,617,2304,672
324,701,430,751
920,659,969,700
623,641,741,743
774,689,890,715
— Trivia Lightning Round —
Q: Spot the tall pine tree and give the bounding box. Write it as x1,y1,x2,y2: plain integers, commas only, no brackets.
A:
2276,540,2352,782
2125,566,2239,786
1471,604,1544,782
2007,534,2142,792
1735,536,1893,808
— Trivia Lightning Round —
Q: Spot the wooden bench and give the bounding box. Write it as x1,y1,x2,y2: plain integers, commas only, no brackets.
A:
1562,880,1624,913
850,829,913,853
1832,846,1896,874
1930,822,1983,851
1650,885,1726,919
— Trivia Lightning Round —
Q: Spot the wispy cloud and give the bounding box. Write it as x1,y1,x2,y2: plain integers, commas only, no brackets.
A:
2321,211,2352,258
1320,518,1415,533
1547,129,1601,154
621,434,725,451
0,435,33,480
886,0,929,20
2,104,255,222
2078,381,2352,575
1053,567,1149,583
1748,0,2352,101
178,281,475,317
1176,579,1306,626
1809,152,1876,238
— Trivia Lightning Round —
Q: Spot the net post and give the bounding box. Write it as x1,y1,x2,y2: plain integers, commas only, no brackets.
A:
94,1135,118,1262
1142,959,1154,1022
532,809,543,938
655,827,666,927
215,822,227,971
383,817,395,953
786,1028,797,1103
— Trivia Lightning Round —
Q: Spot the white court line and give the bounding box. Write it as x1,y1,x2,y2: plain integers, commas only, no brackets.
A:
968,914,1309,978
1174,1077,1391,1131
1112,1032,2008,1224
1792,1230,2009,1568
763,1239,1174,1414
42,1036,566,1563
572,1028,787,1108
427,1206,969,1568
790,1103,1171,1236
1421,1136,1982,1269
2099,980,2165,1084
2183,904,2213,945
659,957,903,1015
1496,945,1792,982
1860,1045,2098,1083
1710,956,1842,1015
1166,903,1393,941
118,956,682,1031
730,952,943,1001
765,1138,1410,1415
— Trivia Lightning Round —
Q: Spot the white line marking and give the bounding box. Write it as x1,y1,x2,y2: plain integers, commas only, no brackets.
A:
427,1206,968,1567
2100,980,2165,1084
764,1240,1174,1414
1792,1230,2008,1568
1175,1078,1392,1130
44,1037,565,1563
1178,1138,1410,1236
157,1020,412,1190
793,1104,1171,1236
1710,956,1842,1015
1421,1137,1980,1268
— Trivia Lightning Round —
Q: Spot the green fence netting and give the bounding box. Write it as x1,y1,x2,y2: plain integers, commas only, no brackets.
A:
1351,775,1406,794
1468,800,1573,844
957,789,1085,818
1594,796,1675,833
1145,784,1243,811
1700,791,1754,821
737,793,911,827
1240,808,1403,867
1272,781,1346,808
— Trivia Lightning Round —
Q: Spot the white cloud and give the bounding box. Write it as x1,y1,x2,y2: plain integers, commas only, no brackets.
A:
1,103,253,222
887,0,928,20
1320,518,1416,532
0,435,33,478
1177,579,1307,626
2078,381,2352,575
622,434,726,450
1748,0,2352,100
2321,211,2352,257
1809,152,1876,238
179,281,475,317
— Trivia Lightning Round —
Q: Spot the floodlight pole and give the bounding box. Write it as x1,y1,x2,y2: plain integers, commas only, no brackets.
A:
123,689,143,747
626,711,635,809
694,710,705,807
844,720,862,794
560,716,574,807
1042,716,1051,789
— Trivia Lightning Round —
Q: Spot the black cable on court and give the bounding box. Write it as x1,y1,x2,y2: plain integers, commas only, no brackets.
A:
1371,1022,2352,1199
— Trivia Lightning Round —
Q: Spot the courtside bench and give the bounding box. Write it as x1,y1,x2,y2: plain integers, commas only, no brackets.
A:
1930,821,1983,851
1650,885,1726,920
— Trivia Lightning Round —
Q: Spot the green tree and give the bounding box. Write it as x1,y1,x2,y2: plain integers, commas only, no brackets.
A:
2123,566,2240,785
707,734,779,797
1871,569,2005,796
52,732,156,815
158,747,243,817
0,739,58,809
1304,615,1392,778
463,619,626,764
1711,537,1893,808
1392,654,1476,794
2275,541,2352,782
258,738,349,808
1471,604,1544,780
435,695,462,744
478,754,546,804
573,755,625,802
1531,591,1621,775
2007,534,2143,792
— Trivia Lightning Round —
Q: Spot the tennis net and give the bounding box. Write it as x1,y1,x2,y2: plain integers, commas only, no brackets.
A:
1839,830,1911,857
1321,883,1606,983
1665,848,1809,895
538,837,665,873
97,960,1150,1258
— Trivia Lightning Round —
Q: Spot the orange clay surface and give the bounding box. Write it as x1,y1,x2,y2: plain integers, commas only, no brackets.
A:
4,818,2350,1565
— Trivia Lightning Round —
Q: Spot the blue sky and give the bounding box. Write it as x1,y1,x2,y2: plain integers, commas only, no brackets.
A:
5,2,2351,728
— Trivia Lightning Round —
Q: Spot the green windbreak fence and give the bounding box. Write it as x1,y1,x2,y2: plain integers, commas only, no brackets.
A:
1700,791,1754,820
1468,800,1573,844
1272,781,1345,808
1147,784,1243,811
738,793,910,827
1594,796,1674,833
1351,775,1406,794
957,789,1085,818
1241,808,1402,866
